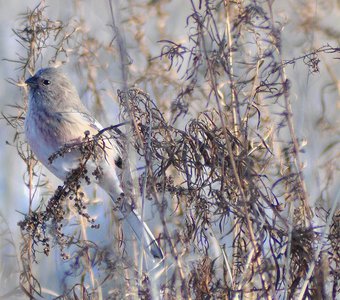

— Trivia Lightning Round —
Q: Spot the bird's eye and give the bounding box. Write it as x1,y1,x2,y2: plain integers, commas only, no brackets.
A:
42,79,51,85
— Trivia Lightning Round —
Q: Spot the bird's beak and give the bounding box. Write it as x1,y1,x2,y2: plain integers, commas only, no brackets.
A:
25,76,38,87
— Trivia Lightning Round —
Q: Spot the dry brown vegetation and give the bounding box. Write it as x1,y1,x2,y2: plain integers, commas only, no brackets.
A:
2,0,340,299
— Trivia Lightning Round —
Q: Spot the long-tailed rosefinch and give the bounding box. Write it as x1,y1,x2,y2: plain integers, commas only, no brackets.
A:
25,67,163,259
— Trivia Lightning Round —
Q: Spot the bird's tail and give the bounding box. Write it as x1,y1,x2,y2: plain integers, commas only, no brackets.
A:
124,209,164,259
110,195,164,260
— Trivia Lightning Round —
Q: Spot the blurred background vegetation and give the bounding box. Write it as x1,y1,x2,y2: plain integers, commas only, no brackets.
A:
0,0,339,299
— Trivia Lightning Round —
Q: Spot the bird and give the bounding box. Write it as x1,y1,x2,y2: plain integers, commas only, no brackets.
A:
24,67,163,260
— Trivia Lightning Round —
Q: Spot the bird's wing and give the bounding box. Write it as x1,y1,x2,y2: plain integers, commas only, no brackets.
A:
57,111,121,158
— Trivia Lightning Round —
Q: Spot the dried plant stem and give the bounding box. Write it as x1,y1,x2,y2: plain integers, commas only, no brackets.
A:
225,0,241,134
24,153,35,298
281,67,311,222
297,190,340,300
79,216,98,296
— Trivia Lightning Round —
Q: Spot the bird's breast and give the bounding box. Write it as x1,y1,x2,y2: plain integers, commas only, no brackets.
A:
24,107,81,180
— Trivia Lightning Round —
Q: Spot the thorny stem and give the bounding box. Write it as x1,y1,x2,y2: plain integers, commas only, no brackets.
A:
225,0,241,135
267,2,312,297
268,0,311,224
108,0,129,90
196,1,272,297
79,216,98,295
224,1,243,293
27,153,34,299
280,69,310,223
297,190,340,300
227,0,272,292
